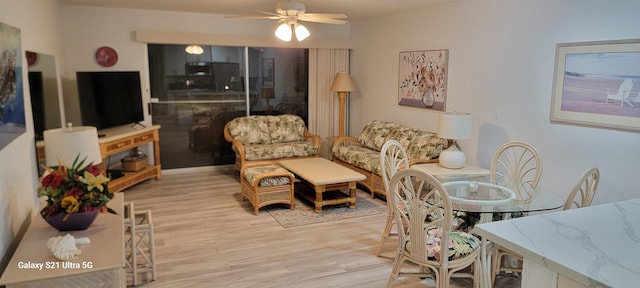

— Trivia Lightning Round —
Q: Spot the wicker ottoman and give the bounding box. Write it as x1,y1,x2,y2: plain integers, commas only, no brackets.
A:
240,161,295,215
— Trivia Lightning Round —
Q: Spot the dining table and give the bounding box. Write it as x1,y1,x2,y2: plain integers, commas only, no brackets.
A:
436,176,567,288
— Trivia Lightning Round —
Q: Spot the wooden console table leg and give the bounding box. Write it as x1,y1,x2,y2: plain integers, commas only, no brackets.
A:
314,185,325,213
153,130,162,180
348,181,357,209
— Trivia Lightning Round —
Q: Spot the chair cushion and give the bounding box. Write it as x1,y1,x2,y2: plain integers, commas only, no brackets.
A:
243,165,292,187
226,114,307,145
266,114,307,143
406,228,480,261
243,142,319,161
226,115,272,144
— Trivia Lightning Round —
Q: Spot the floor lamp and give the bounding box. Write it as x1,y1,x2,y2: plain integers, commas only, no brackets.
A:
330,72,355,137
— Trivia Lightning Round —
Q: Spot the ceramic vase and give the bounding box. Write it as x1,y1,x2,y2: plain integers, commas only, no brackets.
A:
43,210,99,231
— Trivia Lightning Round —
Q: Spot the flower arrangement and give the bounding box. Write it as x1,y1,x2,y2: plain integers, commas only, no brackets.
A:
38,156,116,221
399,50,448,107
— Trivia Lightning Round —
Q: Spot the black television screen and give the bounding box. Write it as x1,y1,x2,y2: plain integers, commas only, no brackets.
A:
76,71,144,130
29,71,46,140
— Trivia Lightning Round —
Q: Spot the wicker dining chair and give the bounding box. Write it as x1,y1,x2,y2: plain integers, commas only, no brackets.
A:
490,141,543,186
491,167,600,286
563,167,600,210
375,140,410,257
490,141,543,283
386,168,481,288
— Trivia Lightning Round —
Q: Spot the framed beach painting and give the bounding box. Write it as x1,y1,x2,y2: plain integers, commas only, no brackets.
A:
0,22,26,151
550,39,640,133
398,49,448,111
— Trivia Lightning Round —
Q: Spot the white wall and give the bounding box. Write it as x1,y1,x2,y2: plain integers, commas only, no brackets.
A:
59,6,351,127
0,0,63,270
350,0,640,204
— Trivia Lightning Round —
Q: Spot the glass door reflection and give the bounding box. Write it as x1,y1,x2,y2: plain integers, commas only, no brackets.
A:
148,44,308,169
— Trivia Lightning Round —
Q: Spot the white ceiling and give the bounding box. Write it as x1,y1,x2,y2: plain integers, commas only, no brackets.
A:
60,0,454,21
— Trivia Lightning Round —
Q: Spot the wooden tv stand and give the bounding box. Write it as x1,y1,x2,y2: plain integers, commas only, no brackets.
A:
98,125,162,192
35,125,162,192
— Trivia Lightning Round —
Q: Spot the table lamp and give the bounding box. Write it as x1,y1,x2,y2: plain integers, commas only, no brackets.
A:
438,112,472,169
330,72,355,137
261,87,275,111
43,123,102,166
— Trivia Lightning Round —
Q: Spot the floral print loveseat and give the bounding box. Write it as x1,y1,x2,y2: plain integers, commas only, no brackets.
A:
332,120,449,198
224,114,321,173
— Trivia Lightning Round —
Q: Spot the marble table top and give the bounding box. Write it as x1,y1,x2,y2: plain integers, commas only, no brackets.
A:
475,198,640,287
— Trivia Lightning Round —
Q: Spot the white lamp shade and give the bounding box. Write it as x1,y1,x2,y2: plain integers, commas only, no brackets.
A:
438,112,472,140
44,126,102,166
330,72,355,92
275,22,292,41
294,23,310,41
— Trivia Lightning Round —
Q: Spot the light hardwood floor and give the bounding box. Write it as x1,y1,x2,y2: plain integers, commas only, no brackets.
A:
123,166,521,288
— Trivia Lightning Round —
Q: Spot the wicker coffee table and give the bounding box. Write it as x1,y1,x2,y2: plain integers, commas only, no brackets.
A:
279,158,366,213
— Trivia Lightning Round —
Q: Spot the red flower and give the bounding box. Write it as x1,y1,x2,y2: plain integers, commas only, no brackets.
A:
86,165,101,176
64,186,84,198
41,172,64,189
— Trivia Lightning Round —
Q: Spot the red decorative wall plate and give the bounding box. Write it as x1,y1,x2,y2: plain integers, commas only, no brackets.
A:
95,46,118,67
26,51,38,66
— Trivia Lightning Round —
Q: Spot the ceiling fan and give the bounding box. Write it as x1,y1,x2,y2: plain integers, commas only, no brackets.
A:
225,1,348,41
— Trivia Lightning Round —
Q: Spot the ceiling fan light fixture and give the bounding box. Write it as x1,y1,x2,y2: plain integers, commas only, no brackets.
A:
185,45,204,55
275,22,293,41
294,23,310,41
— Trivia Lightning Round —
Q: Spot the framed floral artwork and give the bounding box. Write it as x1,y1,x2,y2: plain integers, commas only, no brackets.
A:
550,39,640,133
398,49,449,111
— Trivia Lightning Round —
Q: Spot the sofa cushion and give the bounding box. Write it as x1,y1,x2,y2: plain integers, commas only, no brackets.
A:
406,130,449,160
358,120,402,151
385,126,418,149
243,141,319,161
333,145,382,175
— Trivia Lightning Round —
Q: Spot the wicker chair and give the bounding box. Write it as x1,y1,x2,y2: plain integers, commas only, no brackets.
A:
563,167,600,210
386,168,481,288
490,141,542,284
491,167,599,286
375,140,409,257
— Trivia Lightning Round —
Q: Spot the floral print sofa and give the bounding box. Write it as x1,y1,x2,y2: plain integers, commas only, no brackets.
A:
332,120,449,198
224,114,321,173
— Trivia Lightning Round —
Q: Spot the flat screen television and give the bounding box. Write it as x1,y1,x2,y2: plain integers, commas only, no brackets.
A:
76,71,144,130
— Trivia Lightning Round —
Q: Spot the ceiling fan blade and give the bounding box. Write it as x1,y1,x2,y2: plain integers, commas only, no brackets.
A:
298,16,348,25
225,10,281,20
225,15,281,20
301,13,347,19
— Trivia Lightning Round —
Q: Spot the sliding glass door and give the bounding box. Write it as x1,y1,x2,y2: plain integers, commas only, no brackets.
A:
148,44,308,169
